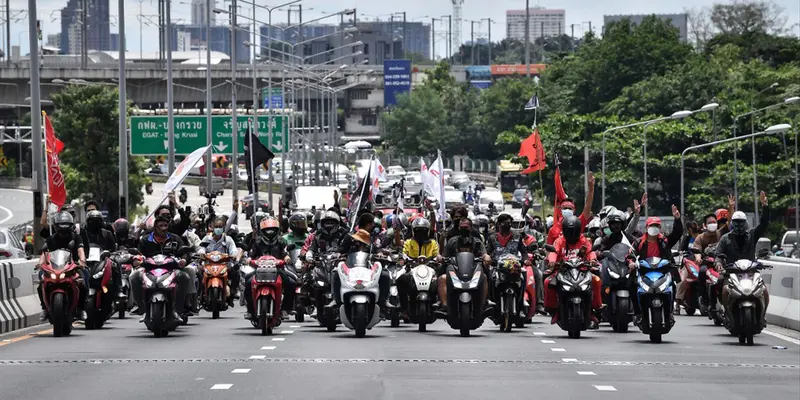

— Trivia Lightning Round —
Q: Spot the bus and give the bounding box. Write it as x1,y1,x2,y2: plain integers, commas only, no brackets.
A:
497,160,525,202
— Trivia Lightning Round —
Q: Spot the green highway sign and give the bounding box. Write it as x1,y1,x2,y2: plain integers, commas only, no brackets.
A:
130,115,288,156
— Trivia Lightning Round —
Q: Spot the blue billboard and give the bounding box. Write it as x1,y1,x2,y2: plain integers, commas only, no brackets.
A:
470,80,492,90
262,87,283,109
383,60,412,107
465,65,491,81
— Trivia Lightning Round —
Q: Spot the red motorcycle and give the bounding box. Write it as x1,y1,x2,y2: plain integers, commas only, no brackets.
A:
40,249,82,337
249,256,284,335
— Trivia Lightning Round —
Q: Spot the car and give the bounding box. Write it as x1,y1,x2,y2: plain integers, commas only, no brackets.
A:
512,189,528,208
444,190,464,209
241,194,270,219
780,230,799,256
0,228,27,260
478,191,505,214
387,165,406,177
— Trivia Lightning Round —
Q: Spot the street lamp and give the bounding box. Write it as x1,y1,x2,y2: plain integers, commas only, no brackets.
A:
680,123,793,217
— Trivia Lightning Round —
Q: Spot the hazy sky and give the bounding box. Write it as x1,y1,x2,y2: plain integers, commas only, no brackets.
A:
4,0,800,56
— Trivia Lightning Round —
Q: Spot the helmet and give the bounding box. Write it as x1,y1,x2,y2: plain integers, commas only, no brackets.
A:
319,210,340,236
396,213,409,231
511,213,526,234
86,210,103,222
385,214,397,228
305,212,314,226
598,205,617,219
496,212,514,225
289,212,308,234
715,208,730,222
113,218,130,235
227,224,239,237
251,211,267,230
731,211,748,235
412,217,431,241
475,214,490,234
587,217,601,232
259,217,281,241
54,211,74,232
25,225,33,233
562,216,582,244
607,210,626,224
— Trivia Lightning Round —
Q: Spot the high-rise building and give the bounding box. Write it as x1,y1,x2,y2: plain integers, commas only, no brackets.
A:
45,33,62,48
60,0,111,54
603,14,688,41
169,24,248,62
506,7,566,41
110,33,121,51
191,0,216,26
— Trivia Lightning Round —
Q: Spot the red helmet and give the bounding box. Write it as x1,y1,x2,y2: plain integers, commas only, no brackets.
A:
645,217,662,227
715,208,729,221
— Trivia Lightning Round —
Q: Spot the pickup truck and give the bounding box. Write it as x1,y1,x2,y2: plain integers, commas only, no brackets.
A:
199,177,225,196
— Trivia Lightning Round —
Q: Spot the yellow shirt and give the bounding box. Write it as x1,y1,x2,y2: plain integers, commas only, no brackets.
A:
403,238,439,259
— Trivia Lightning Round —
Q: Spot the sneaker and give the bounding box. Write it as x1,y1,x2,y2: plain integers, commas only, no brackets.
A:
39,311,50,322
77,310,87,321
244,313,253,320
131,306,144,315
324,300,337,309
172,311,182,321
116,292,128,299
485,299,496,307
139,316,145,323
588,315,599,330
550,313,559,325
634,315,642,327
536,304,547,316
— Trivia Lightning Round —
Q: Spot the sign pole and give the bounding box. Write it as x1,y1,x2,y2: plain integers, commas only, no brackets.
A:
118,0,128,219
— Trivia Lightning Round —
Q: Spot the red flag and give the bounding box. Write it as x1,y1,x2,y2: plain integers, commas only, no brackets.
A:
518,129,546,174
553,165,569,222
43,113,67,207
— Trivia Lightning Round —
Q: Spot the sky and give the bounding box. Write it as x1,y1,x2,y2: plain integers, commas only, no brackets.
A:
3,0,800,57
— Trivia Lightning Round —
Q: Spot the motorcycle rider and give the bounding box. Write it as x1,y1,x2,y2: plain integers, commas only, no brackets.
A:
304,210,347,263
631,205,684,326
715,192,770,328
283,212,310,249
38,211,88,322
546,172,596,245
401,218,440,313
544,216,603,329
438,217,492,314
199,216,242,307
486,212,542,313
132,206,191,321
333,213,393,311
83,210,125,300
23,225,35,255
596,210,637,253
112,218,138,249
246,217,297,319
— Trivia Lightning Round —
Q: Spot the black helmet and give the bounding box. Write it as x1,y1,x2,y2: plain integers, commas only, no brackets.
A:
562,216,582,244
289,212,308,234
86,210,104,231
320,211,340,236
54,211,74,232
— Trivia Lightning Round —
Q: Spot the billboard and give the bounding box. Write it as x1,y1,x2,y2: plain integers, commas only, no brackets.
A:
490,64,547,76
383,59,412,107
465,65,491,81
470,80,492,90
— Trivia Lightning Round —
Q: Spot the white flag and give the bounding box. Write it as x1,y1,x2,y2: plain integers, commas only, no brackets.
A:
429,151,446,219
370,157,387,198
420,158,435,196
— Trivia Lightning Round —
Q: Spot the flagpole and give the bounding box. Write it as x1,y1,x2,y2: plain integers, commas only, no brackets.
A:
249,118,258,210
538,169,545,222
42,112,52,235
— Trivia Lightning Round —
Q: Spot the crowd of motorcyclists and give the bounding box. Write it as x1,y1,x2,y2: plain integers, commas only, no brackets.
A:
31,173,776,342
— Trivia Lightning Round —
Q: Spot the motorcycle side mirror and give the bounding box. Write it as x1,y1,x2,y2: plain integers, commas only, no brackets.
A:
101,250,111,259
757,248,770,258
544,244,556,252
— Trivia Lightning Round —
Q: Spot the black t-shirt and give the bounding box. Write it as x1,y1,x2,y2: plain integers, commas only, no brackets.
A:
82,228,117,252
44,231,84,262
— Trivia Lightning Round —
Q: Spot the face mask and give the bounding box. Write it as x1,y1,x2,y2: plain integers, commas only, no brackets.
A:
459,227,470,237
561,209,574,219
603,227,612,236
213,228,224,236
706,223,718,233
414,231,428,242
87,220,102,231
647,226,660,236
499,223,511,233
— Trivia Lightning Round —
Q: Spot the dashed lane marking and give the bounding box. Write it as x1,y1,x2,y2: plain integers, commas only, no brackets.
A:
594,385,617,392
562,358,578,362
210,384,233,390
533,332,547,336
0,328,54,347
541,340,556,344
260,346,276,350
280,330,294,334
550,348,566,352
577,371,596,376
231,369,250,374
271,338,285,342
289,325,301,328
249,355,266,360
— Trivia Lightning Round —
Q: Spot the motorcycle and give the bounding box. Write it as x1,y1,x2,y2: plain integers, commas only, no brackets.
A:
309,253,341,331
84,244,116,329
445,252,490,337
601,243,634,333
142,249,189,338
722,259,770,345
201,250,231,319
384,251,406,327
289,247,313,323
405,256,439,332
697,246,724,326
40,248,81,337
548,247,595,339
113,249,138,319
678,250,709,316
336,251,383,338
492,254,526,332
248,255,284,335
637,257,674,343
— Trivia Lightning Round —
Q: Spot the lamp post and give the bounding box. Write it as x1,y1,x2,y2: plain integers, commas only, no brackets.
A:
681,124,792,218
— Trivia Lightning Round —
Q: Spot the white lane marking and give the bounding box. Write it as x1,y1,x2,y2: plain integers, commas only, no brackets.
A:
289,325,301,328
210,384,233,390
0,205,14,224
577,371,596,376
231,369,250,374
562,358,578,362
271,338,285,341
541,339,556,344
594,386,617,392
249,355,266,360
280,330,294,334
763,329,800,346
550,348,566,352
260,346,276,350
533,332,547,336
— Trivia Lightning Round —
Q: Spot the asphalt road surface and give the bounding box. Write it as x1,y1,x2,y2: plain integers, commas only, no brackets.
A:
0,188,33,227
0,310,797,400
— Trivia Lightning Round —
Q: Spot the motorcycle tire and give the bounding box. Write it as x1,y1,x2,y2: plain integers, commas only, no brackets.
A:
390,308,400,328
615,298,630,333
52,292,69,337
713,312,724,326
459,302,471,337
684,306,696,316
151,303,168,338
118,304,126,320
741,307,755,346
259,297,272,336
649,307,663,344
210,287,221,320
418,302,427,332
568,330,581,339
354,303,367,338
295,309,305,323
325,308,337,332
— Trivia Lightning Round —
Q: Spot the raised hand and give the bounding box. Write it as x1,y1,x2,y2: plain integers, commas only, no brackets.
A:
759,191,768,206
671,204,681,219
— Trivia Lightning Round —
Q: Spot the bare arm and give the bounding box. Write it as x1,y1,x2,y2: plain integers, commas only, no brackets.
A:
581,172,596,222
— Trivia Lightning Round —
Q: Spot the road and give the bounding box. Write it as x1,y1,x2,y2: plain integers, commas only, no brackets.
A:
0,188,33,227
0,311,797,400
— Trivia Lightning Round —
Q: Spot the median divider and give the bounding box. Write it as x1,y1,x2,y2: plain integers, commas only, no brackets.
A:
0,259,42,334
759,256,800,331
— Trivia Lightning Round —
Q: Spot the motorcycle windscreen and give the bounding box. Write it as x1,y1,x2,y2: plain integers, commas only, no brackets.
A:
87,245,102,262
455,252,476,279
49,249,72,270
346,251,370,268
609,243,630,264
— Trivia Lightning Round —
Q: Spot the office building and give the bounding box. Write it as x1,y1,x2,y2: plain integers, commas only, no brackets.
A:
169,24,249,63
110,33,120,51
60,0,111,54
46,33,61,49
191,0,216,26
506,7,565,41
603,14,688,41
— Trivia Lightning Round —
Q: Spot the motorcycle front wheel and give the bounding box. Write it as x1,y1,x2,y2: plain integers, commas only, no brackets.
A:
354,303,367,338
51,292,71,337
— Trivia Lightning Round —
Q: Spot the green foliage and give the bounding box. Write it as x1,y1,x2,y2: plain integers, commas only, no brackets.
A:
49,85,148,219
0,158,16,177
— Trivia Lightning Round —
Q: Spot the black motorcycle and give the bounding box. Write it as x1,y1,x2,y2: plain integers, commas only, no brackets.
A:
492,254,526,332
445,252,490,337
84,244,116,329
601,243,635,332
309,253,341,331
547,245,595,339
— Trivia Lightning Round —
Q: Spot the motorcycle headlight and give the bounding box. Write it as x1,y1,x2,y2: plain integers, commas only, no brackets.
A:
316,280,326,287
638,276,653,292
219,268,227,276
468,270,482,289
562,284,571,292
158,273,175,288
656,275,671,292
143,274,154,288
50,273,57,280
59,273,66,279
608,269,620,279
579,282,590,291
210,254,221,262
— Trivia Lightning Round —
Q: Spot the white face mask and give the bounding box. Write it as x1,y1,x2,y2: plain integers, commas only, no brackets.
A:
561,209,574,219
706,223,718,233
647,226,660,236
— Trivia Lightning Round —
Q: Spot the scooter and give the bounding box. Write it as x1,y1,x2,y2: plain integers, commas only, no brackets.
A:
678,251,709,316
336,251,383,338
290,247,312,323
405,256,439,332
696,246,724,326
113,249,138,319
142,250,187,338
637,256,674,343
249,255,284,335
549,250,595,339
722,259,770,346
492,254,526,332
84,244,115,330
445,252,490,337
40,248,81,337
384,251,406,327
201,250,231,319
309,253,340,331
601,243,634,333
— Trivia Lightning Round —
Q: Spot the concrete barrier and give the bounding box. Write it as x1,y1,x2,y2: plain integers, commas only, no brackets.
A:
758,256,800,331
0,259,42,334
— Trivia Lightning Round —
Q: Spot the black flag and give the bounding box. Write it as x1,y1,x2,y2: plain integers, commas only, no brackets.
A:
347,156,374,232
244,120,275,194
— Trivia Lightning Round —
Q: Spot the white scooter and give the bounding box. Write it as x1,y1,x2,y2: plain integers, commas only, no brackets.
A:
336,251,383,338
406,256,439,332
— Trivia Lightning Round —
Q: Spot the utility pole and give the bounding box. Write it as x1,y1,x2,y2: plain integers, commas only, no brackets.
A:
486,18,492,65
524,0,530,77
5,0,10,66
389,15,394,60
230,0,238,202
81,0,87,69
166,0,175,174
402,12,407,59
431,18,435,60
250,3,259,207
470,21,475,65
118,0,128,218
447,15,452,60
28,0,44,254
205,0,213,194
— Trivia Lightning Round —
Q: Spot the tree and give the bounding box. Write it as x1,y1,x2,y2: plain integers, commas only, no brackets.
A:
50,85,148,219
710,0,787,35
